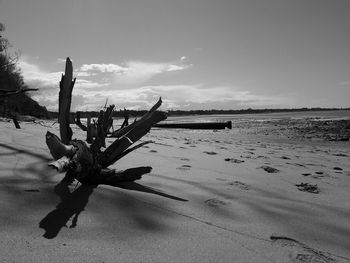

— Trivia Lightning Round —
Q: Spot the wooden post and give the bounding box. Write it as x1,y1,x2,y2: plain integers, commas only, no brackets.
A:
58,57,76,144
86,115,93,143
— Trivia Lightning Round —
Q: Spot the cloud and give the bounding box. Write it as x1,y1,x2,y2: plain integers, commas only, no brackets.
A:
17,56,289,111
130,85,290,108
74,79,109,90
79,60,191,88
18,58,61,90
340,81,350,87
56,58,66,63
84,84,291,111
80,63,126,73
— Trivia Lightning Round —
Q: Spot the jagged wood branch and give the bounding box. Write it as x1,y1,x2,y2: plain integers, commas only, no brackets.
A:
110,97,162,138
0,88,38,98
58,57,76,144
103,140,153,166
75,112,87,131
98,109,166,168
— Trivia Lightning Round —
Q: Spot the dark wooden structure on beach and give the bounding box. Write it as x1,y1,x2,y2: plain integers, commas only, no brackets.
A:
154,121,232,130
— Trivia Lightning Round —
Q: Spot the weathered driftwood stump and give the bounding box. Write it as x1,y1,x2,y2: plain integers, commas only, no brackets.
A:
46,58,167,186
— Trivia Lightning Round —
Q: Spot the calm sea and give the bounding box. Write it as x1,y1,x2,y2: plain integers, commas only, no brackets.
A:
164,110,350,123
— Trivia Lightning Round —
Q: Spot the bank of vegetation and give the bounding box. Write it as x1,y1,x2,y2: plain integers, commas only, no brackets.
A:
0,23,49,119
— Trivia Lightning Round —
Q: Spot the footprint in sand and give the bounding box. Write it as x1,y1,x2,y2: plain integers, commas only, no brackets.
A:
286,163,306,168
204,198,229,207
333,167,343,171
333,153,348,157
149,150,158,153
295,183,320,194
270,235,346,263
302,173,312,177
204,151,218,155
281,156,291,160
240,154,253,159
312,171,326,178
216,178,227,181
177,165,191,171
260,166,280,173
228,181,249,190
245,148,256,151
180,158,190,162
225,158,245,164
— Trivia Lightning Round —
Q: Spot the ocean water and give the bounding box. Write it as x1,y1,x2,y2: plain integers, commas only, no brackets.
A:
165,110,350,124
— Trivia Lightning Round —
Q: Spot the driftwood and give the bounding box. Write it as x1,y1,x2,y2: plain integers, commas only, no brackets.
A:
12,116,21,129
75,112,87,131
58,58,76,144
0,88,38,98
154,121,232,130
75,104,114,143
46,57,167,186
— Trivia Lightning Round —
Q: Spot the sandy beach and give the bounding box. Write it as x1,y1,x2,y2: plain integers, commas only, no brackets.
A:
1,115,350,263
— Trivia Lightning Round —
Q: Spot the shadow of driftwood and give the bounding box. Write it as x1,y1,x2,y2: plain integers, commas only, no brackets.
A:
0,143,51,161
40,170,187,239
113,181,188,202
39,176,96,239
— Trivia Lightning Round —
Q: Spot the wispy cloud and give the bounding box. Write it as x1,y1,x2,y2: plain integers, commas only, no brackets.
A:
340,81,350,87
119,85,291,109
79,59,192,88
18,57,61,90
85,84,292,110
80,63,126,73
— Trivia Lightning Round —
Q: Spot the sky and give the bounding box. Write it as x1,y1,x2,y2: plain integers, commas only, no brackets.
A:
0,0,349,111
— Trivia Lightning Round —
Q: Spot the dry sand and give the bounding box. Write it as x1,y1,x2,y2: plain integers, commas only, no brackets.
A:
0,118,350,262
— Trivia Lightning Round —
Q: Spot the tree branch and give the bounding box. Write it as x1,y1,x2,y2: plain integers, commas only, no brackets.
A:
0,88,38,98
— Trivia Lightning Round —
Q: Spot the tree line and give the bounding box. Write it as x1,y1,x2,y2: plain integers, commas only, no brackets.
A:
0,23,49,118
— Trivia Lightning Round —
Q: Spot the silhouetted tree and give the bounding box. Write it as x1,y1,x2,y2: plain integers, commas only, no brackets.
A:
0,23,48,119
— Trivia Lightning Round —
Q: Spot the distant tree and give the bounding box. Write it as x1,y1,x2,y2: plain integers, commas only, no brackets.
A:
0,23,48,122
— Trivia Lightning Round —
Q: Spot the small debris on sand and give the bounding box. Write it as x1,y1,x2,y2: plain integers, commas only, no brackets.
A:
224,158,245,163
204,151,218,155
260,166,280,173
295,183,320,194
